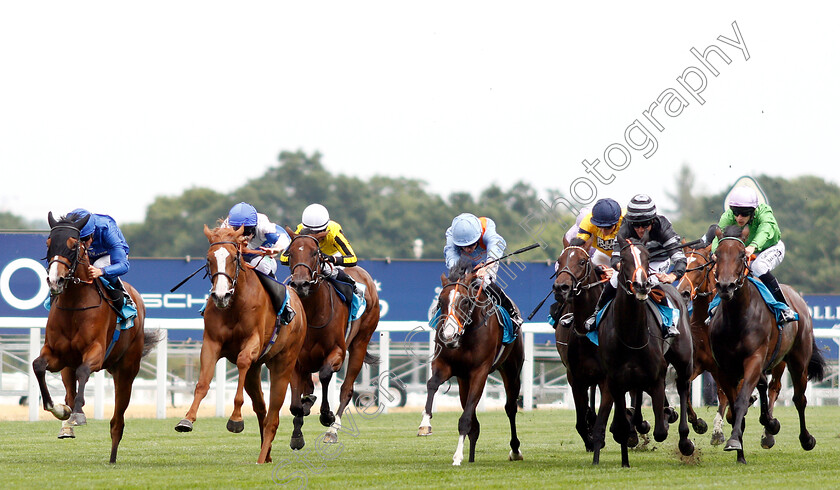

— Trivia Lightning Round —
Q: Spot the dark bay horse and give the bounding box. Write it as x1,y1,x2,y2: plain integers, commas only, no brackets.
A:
709,225,826,464
284,228,380,449
34,212,158,463
591,236,695,467
417,257,524,465
175,225,306,464
551,245,607,451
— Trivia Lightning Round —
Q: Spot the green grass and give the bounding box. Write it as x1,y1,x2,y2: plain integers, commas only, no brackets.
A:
2,405,839,489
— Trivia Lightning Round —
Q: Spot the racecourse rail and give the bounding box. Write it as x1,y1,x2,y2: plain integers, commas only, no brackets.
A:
2,318,839,422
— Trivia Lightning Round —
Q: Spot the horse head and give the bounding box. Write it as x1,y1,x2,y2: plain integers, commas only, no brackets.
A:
552,245,593,303
285,227,326,298
713,225,750,301
677,243,715,303
46,211,91,295
204,224,246,309
617,235,652,301
437,257,482,349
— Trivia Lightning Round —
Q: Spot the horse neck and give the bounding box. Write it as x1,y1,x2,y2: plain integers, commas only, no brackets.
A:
613,287,651,340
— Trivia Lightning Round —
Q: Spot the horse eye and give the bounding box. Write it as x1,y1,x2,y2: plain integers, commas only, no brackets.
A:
579,259,586,266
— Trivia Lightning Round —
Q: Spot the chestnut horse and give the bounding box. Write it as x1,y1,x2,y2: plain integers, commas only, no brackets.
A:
34,212,158,463
284,229,380,450
175,225,306,464
551,245,608,451
709,225,826,464
591,236,695,467
417,257,524,465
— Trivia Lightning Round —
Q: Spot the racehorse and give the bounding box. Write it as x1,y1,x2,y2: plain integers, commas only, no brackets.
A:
709,225,826,464
175,225,306,464
551,245,608,451
284,228,380,450
417,256,525,465
591,235,695,467
34,212,159,463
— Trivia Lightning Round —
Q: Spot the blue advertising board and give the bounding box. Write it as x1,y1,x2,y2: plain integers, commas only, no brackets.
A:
2,232,839,353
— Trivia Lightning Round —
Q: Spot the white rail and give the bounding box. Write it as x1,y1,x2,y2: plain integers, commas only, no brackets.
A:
2,317,838,421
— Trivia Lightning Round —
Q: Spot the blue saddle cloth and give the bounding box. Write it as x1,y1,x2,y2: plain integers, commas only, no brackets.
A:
430,306,517,344
708,276,799,325
585,297,680,347
43,280,136,330
330,280,366,321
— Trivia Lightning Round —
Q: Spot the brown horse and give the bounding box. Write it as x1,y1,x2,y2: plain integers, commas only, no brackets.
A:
551,245,608,451
175,225,306,464
34,212,158,463
709,225,826,464
417,256,524,465
591,236,695,467
283,229,380,449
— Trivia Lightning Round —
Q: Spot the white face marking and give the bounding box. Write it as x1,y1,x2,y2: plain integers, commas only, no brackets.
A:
48,257,60,285
213,248,231,295
631,245,645,283
441,289,461,340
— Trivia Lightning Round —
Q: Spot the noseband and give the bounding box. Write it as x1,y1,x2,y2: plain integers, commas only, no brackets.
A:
288,234,323,285
555,246,604,295
209,241,242,295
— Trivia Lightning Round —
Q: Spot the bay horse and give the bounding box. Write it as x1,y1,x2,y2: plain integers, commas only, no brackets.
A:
551,245,608,451
709,225,826,464
591,235,695,467
284,228,380,450
175,225,306,464
417,256,524,465
34,212,158,463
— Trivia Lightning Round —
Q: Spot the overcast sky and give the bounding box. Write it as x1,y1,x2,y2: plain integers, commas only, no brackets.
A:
1,2,837,226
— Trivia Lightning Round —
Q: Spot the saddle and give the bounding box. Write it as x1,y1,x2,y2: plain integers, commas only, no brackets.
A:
326,277,354,308
254,270,289,316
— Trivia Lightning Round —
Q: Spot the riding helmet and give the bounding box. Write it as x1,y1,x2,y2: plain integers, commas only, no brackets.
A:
228,202,258,227
450,213,482,247
68,208,96,238
589,198,622,227
624,194,657,224
302,203,330,232
728,186,759,209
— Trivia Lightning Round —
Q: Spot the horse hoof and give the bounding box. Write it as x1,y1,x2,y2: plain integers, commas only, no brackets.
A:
679,438,695,456
761,433,775,449
637,421,650,435
767,418,781,435
68,412,87,427
627,432,639,448
693,418,708,435
710,432,725,446
290,435,305,450
417,426,432,436
508,449,523,461
800,434,816,451
57,426,75,439
175,419,194,432
226,419,245,433
323,432,338,444
724,439,742,451
50,404,72,421
665,407,678,424
320,412,335,427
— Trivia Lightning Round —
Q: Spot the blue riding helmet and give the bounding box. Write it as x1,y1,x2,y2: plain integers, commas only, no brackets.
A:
228,202,258,227
590,198,621,227
451,213,482,247
68,208,95,238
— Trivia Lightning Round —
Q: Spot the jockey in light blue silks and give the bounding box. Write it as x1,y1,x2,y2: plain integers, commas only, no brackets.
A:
443,213,523,330
65,208,136,323
221,202,291,279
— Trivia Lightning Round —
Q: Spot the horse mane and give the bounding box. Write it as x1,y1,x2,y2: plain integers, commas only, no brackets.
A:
569,237,586,247
722,224,745,239
447,255,474,282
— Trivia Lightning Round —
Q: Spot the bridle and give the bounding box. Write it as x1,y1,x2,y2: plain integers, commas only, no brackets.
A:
714,237,751,292
47,225,92,287
554,246,606,295
438,278,493,340
208,240,243,296
618,241,649,296
679,249,716,300
287,234,323,287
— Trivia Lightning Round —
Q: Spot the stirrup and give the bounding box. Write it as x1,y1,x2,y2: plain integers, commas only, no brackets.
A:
779,308,797,324
280,306,296,325
665,325,679,338
558,312,574,329
583,313,597,332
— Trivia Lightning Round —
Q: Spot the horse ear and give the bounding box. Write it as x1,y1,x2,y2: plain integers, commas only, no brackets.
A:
285,225,297,238
440,273,447,286
617,235,627,247
74,213,91,233
740,226,750,242
48,211,58,229
203,224,213,240
714,226,723,240
232,225,244,237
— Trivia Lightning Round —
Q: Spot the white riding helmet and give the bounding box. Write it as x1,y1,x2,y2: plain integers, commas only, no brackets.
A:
450,213,482,247
728,186,759,209
302,203,330,232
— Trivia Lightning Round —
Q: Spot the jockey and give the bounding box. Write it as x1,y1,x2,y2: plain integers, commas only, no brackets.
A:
222,202,291,279
444,213,524,329
65,208,135,319
570,198,624,268
583,195,686,337
280,203,364,300
710,186,797,324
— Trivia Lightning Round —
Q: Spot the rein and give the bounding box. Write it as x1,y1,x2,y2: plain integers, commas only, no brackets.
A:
679,249,715,300
209,240,244,295
554,246,607,295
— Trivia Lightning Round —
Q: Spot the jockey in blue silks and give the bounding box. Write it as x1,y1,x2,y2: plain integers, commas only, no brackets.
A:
66,208,135,321
444,213,523,330
222,202,291,279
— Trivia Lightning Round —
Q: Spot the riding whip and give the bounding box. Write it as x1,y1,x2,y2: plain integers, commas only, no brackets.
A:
170,263,208,292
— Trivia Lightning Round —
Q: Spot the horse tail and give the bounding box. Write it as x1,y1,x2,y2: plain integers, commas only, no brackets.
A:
142,329,165,358
807,338,827,382
364,352,381,365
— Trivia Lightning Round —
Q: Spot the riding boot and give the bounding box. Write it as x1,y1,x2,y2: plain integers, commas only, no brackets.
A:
584,282,616,332
334,268,365,309
759,272,797,324
487,282,523,329
279,305,296,325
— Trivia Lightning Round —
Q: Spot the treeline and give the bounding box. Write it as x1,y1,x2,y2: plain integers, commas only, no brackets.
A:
4,150,838,293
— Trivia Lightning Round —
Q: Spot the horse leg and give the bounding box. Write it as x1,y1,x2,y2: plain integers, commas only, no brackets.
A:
499,346,524,461
242,365,266,441
258,357,295,464
418,361,450,436
570,376,594,451
175,339,222,432
650,378,669,444
328,339,370,442
610,388,631,468
591,386,613,465
453,372,488,465
760,364,785,448
711,389,728,446
108,354,141,464
320,348,344,442
785,355,817,451
725,356,763,464
227,338,261,433
58,368,77,438
289,365,308,451
675,367,696,456
68,354,98,427
32,347,71,421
